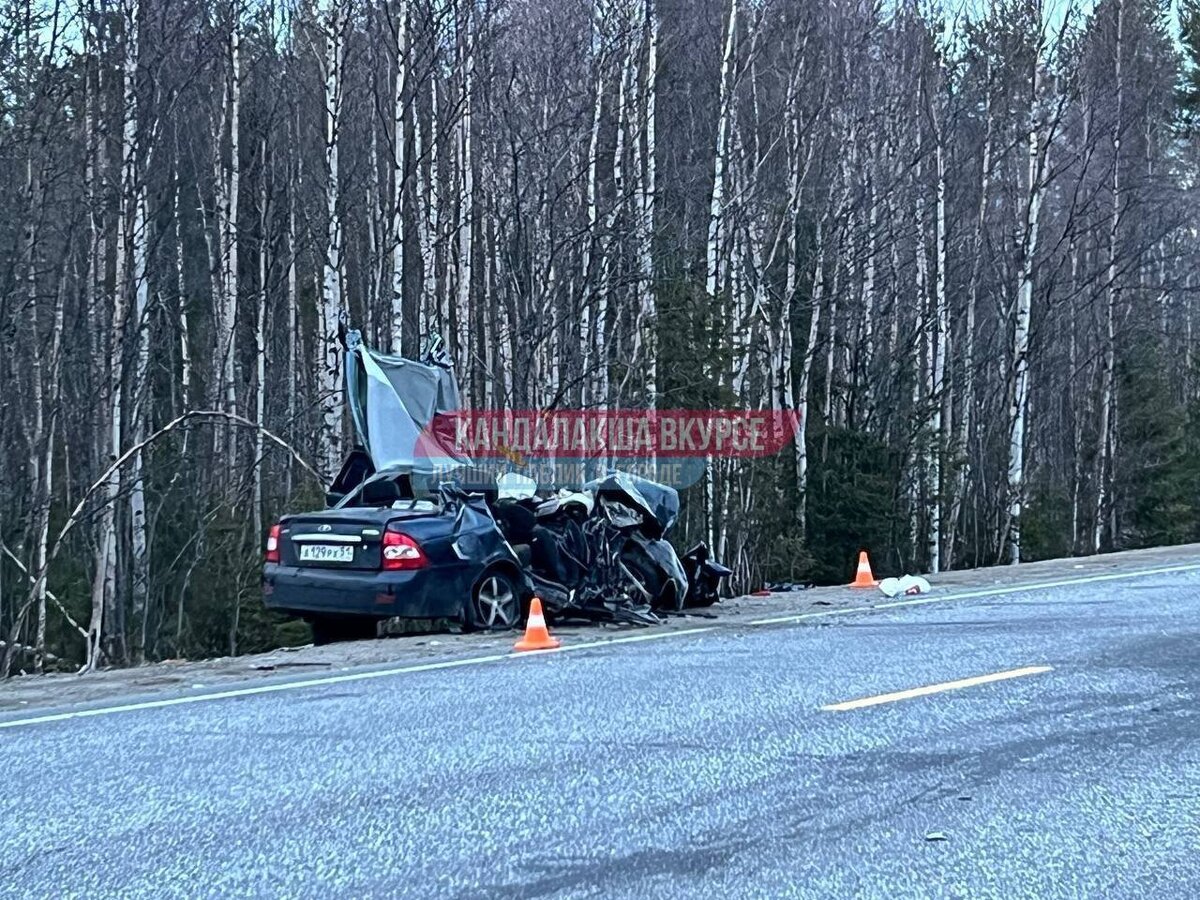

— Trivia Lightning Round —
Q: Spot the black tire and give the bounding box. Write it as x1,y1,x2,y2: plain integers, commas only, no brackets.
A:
620,544,683,612
465,568,523,632
685,590,719,608
310,616,377,646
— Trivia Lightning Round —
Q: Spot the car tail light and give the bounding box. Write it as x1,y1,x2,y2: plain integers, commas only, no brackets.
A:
382,531,427,570
265,524,281,563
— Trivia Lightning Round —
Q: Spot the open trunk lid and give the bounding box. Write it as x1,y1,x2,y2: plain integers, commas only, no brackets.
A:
344,331,470,477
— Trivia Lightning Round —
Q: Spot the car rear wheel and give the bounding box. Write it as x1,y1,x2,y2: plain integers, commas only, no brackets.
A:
467,570,522,631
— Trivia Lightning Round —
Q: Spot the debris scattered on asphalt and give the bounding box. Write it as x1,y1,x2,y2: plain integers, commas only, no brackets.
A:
492,471,732,626
764,582,811,593
879,575,932,597
251,662,331,671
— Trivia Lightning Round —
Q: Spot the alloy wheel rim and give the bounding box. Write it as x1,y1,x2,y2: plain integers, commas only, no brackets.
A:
477,576,516,627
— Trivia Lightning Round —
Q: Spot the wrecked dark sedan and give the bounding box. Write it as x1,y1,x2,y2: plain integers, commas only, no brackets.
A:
262,334,529,643
263,466,529,644
263,331,730,643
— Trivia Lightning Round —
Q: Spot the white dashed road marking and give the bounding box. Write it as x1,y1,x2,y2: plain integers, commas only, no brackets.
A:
821,665,1054,712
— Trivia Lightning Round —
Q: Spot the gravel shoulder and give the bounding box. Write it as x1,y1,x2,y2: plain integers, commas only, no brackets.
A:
2,542,1197,715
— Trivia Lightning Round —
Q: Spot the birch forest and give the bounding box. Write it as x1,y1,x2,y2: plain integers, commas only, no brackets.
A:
3,0,1200,671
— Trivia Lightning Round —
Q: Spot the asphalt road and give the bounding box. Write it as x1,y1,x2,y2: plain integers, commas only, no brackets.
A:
2,564,1198,898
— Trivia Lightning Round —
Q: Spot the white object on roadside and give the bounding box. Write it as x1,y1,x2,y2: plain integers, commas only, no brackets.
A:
878,575,932,598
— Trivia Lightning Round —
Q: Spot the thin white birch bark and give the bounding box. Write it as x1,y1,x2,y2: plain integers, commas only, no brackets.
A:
796,224,825,532
455,1,475,383
945,62,993,569
224,15,241,462
287,130,299,461
90,0,141,668
251,136,269,549
579,62,603,408
173,135,191,415
705,0,737,299
429,78,446,334
1006,55,1048,565
911,158,929,558
703,0,738,551
129,185,150,662
1093,0,1122,553
390,0,409,352
319,2,346,476
927,125,948,573
635,0,658,406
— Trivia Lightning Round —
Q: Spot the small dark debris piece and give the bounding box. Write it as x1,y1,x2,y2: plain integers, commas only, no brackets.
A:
252,661,331,671
764,582,811,593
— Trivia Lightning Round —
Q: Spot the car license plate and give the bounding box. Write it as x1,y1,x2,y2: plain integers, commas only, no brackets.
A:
298,544,355,563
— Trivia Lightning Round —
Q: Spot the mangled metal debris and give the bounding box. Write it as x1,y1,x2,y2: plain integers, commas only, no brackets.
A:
264,332,732,636
491,470,732,626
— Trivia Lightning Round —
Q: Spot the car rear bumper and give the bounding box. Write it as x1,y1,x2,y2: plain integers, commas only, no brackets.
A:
263,564,468,620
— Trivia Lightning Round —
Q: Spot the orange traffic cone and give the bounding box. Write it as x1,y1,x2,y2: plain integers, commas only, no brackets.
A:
514,597,561,652
849,551,878,588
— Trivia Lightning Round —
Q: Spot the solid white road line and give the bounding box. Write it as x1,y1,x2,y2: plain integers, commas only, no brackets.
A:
748,562,1200,626
821,665,1054,712
2,559,1196,731
0,626,717,731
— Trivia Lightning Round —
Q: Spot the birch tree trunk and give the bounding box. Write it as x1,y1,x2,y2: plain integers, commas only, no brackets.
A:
253,137,269,545
703,0,738,551
1006,59,1047,565
173,132,192,416
781,117,802,532
945,64,993,570
319,2,347,477
286,127,299,459
390,0,408,353
705,0,737,300
796,225,825,533
635,0,657,406
419,71,442,335
911,156,930,561
89,0,143,669
32,269,65,672
223,16,241,464
129,185,150,663
579,60,603,408
455,1,475,383
1093,0,1122,553
927,124,948,573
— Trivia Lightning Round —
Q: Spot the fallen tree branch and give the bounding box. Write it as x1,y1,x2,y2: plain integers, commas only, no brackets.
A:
1,541,88,639
0,640,61,665
1,410,326,679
